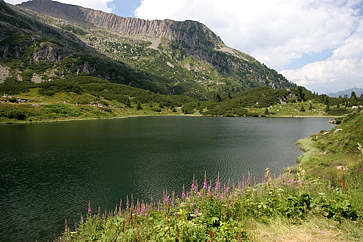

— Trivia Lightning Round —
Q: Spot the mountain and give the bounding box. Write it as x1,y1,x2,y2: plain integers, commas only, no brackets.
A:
328,88,363,98
1,0,295,99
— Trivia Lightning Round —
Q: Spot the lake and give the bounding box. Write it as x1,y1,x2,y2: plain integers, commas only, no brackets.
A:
0,116,333,241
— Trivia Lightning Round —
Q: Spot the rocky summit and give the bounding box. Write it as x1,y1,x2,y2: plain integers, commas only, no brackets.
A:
1,0,295,98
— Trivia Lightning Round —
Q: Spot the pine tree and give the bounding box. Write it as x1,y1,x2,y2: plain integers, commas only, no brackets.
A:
136,102,142,110
297,86,305,102
300,105,305,112
309,103,313,110
126,98,131,107
351,91,358,106
216,94,222,102
264,108,269,115
325,104,330,112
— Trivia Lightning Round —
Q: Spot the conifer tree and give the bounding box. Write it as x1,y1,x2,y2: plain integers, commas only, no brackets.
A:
351,91,358,106
126,98,131,107
136,102,142,110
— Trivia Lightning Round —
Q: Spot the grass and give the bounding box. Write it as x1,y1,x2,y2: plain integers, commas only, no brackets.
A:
249,215,362,241
58,112,363,241
0,88,189,124
248,102,339,117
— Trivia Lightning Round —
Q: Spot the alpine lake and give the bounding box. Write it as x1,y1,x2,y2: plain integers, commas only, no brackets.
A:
0,116,333,241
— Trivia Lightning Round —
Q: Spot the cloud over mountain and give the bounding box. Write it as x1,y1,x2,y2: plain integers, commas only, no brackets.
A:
282,19,363,93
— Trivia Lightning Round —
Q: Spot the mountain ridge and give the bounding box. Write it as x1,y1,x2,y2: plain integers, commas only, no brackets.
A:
18,0,224,52
1,0,296,98
328,88,363,98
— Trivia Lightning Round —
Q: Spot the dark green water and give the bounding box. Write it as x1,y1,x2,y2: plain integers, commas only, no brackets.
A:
0,117,332,241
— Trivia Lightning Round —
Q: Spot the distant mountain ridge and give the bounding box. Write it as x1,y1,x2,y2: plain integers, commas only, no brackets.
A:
1,0,295,98
328,88,363,98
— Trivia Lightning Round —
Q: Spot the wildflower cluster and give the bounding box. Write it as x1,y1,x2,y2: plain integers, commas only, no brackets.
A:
62,168,360,241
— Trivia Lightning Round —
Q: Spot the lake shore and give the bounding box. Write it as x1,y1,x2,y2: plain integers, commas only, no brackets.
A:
0,113,203,125
0,112,339,125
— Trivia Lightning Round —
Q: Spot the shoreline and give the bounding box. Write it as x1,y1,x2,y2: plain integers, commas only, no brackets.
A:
0,113,202,125
0,113,338,125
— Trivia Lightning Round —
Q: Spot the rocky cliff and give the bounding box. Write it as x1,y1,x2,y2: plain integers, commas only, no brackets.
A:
19,0,223,51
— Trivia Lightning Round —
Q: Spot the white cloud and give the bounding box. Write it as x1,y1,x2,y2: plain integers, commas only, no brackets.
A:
4,0,114,12
136,0,363,92
282,19,363,93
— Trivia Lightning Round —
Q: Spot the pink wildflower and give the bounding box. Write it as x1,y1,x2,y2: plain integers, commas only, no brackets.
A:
88,201,91,214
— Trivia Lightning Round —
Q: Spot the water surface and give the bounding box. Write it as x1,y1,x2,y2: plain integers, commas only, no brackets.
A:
0,117,333,240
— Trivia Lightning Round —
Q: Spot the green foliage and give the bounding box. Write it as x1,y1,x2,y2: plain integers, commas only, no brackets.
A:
60,24,88,36
314,113,363,154
0,107,27,120
317,192,358,221
136,102,142,110
0,79,35,94
300,105,305,112
44,104,81,117
38,80,83,96
325,104,330,112
182,102,197,114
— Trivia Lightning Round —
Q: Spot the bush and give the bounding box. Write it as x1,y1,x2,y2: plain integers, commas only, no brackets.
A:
152,107,161,112
6,110,27,120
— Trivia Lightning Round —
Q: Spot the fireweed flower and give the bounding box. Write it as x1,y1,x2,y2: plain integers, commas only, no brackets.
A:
226,179,230,193
208,180,212,194
182,185,186,199
203,181,207,190
203,172,207,189
195,209,199,215
88,201,91,214
174,211,178,216
357,167,360,176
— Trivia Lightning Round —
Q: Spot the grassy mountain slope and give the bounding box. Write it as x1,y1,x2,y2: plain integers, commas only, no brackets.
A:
0,76,194,123
180,87,363,117
0,0,174,94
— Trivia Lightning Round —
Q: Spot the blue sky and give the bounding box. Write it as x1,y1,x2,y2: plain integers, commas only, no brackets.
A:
111,0,141,17
5,0,363,93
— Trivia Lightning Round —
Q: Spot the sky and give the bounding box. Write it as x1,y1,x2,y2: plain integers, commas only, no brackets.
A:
5,0,363,94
